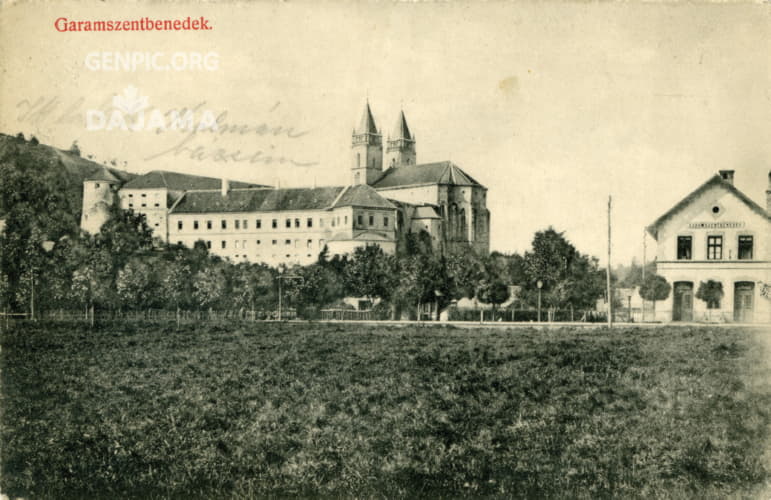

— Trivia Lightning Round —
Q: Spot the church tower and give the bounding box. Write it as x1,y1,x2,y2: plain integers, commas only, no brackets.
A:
351,102,383,185
385,110,416,169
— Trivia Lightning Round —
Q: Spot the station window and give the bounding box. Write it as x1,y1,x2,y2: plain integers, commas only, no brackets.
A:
707,235,722,260
677,236,692,260
738,236,753,260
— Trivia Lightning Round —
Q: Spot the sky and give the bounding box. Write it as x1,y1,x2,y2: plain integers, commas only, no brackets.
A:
1,1,770,265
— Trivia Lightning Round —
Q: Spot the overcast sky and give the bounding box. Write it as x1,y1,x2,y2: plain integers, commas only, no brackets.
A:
2,1,769,265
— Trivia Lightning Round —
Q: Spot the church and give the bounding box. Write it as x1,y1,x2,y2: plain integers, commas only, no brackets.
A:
80,102,490,265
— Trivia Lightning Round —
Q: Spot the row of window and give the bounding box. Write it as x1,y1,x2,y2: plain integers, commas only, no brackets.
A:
181,239,327,250
173,214,390,232
677,235,753,260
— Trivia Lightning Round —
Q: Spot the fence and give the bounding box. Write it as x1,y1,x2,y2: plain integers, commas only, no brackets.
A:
447,308,608,323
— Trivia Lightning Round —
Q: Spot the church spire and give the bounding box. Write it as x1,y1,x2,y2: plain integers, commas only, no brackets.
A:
385,109,416,168
355,101,379,135
391,110,413,141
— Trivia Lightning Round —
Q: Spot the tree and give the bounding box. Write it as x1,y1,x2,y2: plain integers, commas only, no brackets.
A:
116,258,157,310
476,279,510,319
192,266,227,311
159,257,193,326
639,273,671,320
696,280,723,310
443,245,484,300
230,263,274,318
343,245,396,304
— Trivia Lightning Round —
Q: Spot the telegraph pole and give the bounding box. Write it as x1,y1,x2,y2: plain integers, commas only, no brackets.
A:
606,196,613,329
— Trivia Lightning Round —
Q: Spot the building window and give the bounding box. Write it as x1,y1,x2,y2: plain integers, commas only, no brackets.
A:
320,218,324,227
177,241,182,246
294,218,300,228
256,240,261,245
177,221,183,230
141,203,147,208
357,215,363,226
235,240,240,249
738,236,753,260
128,203,133,208
307,218,313,228
307,239,313,248
295,239,300,248
141,193,146,197
272,240,277,245
256,219,262,229
206,241,211,249
194,220,199,230
235,220,240,230
128,193,133,198
154,203,160,208
319,239,325,248
677,236,692,260
243,219,247,230
707,235,723,260
272,219,278,229
384,216,389,227
285,219,291,228
369,215,374,226
207,220,212,230
242,240,247,249
285,239,291,245
344,216,348,225
221,241,227,249
221,220,227,230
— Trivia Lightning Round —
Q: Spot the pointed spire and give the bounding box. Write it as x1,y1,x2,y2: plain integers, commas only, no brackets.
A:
391,110,412,141
355,102,378,135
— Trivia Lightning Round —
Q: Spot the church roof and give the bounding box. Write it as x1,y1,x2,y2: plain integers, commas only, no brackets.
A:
372,161,484,189
355,102,379,135
646,173,771,239
413,206,441,219
390,111,413,141
122,170,264,191
170,184,395,214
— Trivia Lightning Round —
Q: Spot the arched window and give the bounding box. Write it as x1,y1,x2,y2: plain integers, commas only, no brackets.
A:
357,153,361,168
355,172,361,184
459,208,467,240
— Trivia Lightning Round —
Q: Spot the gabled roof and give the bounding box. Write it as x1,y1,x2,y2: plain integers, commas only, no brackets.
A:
372,161,484,189
413,206,441,219
169,185,395,214
355,102,379,135
647,174,771,239
334,184,396,209
122,170,264,191
390,111,413,141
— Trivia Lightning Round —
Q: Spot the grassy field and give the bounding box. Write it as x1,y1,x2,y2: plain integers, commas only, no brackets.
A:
1,322,770,499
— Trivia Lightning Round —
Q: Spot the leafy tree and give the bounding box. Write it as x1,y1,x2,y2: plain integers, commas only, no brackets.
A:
343,245,396,303
696,280,723,309
230,263,275,317
639,273,671,319
159,256,193,326
116,258,158,310
476,279,510,318
192,266,227,311
443,244,484,299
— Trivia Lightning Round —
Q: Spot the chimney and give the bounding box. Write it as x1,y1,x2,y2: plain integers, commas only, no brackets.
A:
719,170,735,185
221,177,229,197
766,171,771,214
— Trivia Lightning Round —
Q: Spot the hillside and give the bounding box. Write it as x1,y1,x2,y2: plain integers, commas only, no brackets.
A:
0,133,135,221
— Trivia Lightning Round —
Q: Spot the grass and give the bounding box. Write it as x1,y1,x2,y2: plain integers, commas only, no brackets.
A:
1,322,770,498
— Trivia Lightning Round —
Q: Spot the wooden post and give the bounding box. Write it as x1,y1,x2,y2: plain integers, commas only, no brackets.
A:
607,195,613,329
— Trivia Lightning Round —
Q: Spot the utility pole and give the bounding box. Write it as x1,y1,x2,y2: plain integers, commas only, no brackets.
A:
642,229,646,282
606,195,613,329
